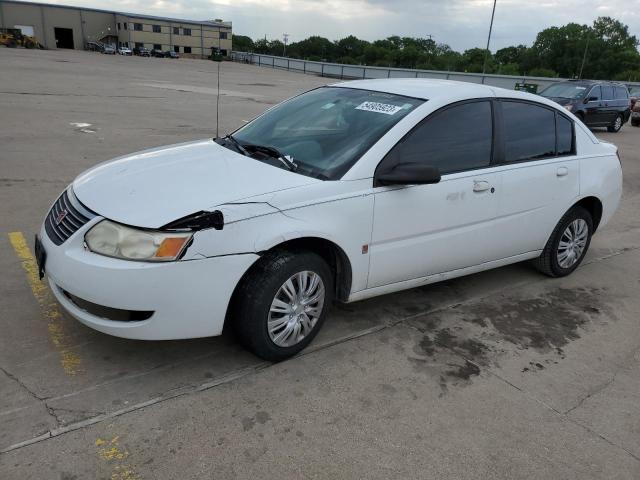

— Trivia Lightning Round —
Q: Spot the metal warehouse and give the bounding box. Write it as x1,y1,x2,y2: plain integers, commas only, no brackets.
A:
0,0,232,57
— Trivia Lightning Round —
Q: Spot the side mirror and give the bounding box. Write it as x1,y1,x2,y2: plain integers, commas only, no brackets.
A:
376,163,441,187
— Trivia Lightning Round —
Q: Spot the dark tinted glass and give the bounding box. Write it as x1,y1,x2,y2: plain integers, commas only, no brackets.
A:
153,25,161,33
588,86,601,100
614,87,629,99
502,101,555,162
384,101,492,174
557,114,573,156
601,86,614,100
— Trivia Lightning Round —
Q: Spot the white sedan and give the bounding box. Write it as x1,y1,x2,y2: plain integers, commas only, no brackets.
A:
117,47,132,55
36,79,622,360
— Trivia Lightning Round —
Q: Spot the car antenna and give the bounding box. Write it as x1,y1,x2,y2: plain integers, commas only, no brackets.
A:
215,58,221,139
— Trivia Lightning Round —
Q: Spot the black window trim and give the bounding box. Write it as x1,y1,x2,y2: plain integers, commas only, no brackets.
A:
374,97,498,184
496,98,576,165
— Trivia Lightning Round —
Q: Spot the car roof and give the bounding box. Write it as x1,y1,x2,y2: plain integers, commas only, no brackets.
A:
330,78,568,108
331,78,496,101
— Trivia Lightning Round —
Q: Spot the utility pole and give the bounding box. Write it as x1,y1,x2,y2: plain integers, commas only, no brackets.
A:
578,35,590,79
482,0,497,75
283,33,289,57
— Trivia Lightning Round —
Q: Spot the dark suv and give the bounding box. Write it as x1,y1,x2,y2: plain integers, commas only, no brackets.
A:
539,80,630,132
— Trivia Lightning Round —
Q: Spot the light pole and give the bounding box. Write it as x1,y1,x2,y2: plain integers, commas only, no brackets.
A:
482,0,497,75
283,33,289,57
578,35,590,79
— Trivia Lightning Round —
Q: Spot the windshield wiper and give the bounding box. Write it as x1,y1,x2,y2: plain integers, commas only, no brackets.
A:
243,143,297,172
223,134,250,156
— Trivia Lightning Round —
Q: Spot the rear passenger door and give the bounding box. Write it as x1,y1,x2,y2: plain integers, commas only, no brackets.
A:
494,100,580,258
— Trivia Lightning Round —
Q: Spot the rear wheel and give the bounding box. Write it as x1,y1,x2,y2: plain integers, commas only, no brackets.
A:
607,114,623,132
533,206,593,278
232,251,333,361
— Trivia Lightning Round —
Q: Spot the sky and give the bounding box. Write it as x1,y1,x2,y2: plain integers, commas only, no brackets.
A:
39,0,640,51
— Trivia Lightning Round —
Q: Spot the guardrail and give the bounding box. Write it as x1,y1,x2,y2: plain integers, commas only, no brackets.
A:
231,52,640,91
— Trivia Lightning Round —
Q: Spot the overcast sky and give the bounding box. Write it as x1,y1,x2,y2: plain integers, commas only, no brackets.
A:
42,0,640,51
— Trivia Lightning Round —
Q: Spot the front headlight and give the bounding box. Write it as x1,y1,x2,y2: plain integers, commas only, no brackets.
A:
85,220,193,261
564,104,574,112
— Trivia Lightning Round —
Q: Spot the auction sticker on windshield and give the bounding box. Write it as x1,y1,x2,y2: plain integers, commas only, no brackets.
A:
356,101,403,115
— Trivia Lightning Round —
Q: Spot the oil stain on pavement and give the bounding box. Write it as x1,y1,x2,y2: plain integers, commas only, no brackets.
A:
406,286,613,393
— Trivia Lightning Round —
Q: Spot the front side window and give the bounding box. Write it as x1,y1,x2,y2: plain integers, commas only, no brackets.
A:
379,101,493,175
231,87,423,180
502,101,556,162
588,86,601,101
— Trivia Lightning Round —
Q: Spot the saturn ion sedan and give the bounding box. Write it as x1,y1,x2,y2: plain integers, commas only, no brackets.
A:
36,79,622,360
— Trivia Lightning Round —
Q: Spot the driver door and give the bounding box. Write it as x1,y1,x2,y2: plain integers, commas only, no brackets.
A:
367,100,503,288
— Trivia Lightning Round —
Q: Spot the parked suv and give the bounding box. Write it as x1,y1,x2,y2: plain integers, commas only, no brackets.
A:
539,80,630,132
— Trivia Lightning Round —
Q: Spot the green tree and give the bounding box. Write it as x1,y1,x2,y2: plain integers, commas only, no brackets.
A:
232,34,254,52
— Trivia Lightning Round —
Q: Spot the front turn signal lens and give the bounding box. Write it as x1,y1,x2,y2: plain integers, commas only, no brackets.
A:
155,237,189,258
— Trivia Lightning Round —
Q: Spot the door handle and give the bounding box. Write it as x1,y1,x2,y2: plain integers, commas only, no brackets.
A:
473,180,491,192
557,167,569,177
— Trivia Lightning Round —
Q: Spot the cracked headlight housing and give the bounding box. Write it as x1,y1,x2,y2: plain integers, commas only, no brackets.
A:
85,220,193,261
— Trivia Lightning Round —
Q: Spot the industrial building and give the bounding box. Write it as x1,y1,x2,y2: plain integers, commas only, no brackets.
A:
0,0,232,57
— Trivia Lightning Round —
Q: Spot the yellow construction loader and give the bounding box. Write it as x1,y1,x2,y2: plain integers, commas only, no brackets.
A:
0,28,41,48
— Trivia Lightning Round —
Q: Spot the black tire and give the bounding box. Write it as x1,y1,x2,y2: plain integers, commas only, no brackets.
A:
533,206,593,278
607,114,623,132
232,250,334,361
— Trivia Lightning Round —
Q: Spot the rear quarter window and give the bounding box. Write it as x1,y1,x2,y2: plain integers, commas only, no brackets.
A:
614,87,629,99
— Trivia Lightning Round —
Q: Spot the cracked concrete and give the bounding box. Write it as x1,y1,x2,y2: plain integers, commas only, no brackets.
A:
1,48,640,478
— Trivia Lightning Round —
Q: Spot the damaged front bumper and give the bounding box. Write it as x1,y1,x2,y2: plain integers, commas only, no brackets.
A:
39,218,259,340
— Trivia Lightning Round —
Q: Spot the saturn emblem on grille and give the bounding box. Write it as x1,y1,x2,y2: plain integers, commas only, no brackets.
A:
55,209,69,225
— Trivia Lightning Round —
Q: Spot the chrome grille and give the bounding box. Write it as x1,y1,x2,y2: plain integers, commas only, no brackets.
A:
44,188,96,245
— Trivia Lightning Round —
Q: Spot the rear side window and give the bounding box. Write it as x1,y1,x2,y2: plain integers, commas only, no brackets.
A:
381,101,493,175
556,114,574,156
502,101,555,162
601,86,614,100
614,86,629,99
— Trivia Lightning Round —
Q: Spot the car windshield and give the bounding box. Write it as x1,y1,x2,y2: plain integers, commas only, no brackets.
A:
540,83,588,99
229,86,424,180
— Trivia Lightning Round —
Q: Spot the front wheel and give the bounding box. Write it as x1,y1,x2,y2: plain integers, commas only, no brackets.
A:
533,206,593,278
232,251,333,361
607,114,623,132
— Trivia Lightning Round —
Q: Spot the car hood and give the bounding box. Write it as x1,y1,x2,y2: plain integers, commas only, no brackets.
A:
543,96,574,106
73,139,319,228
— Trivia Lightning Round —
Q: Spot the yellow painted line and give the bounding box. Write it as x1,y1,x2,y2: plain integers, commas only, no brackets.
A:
8,231,82,376
96,436,139,479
